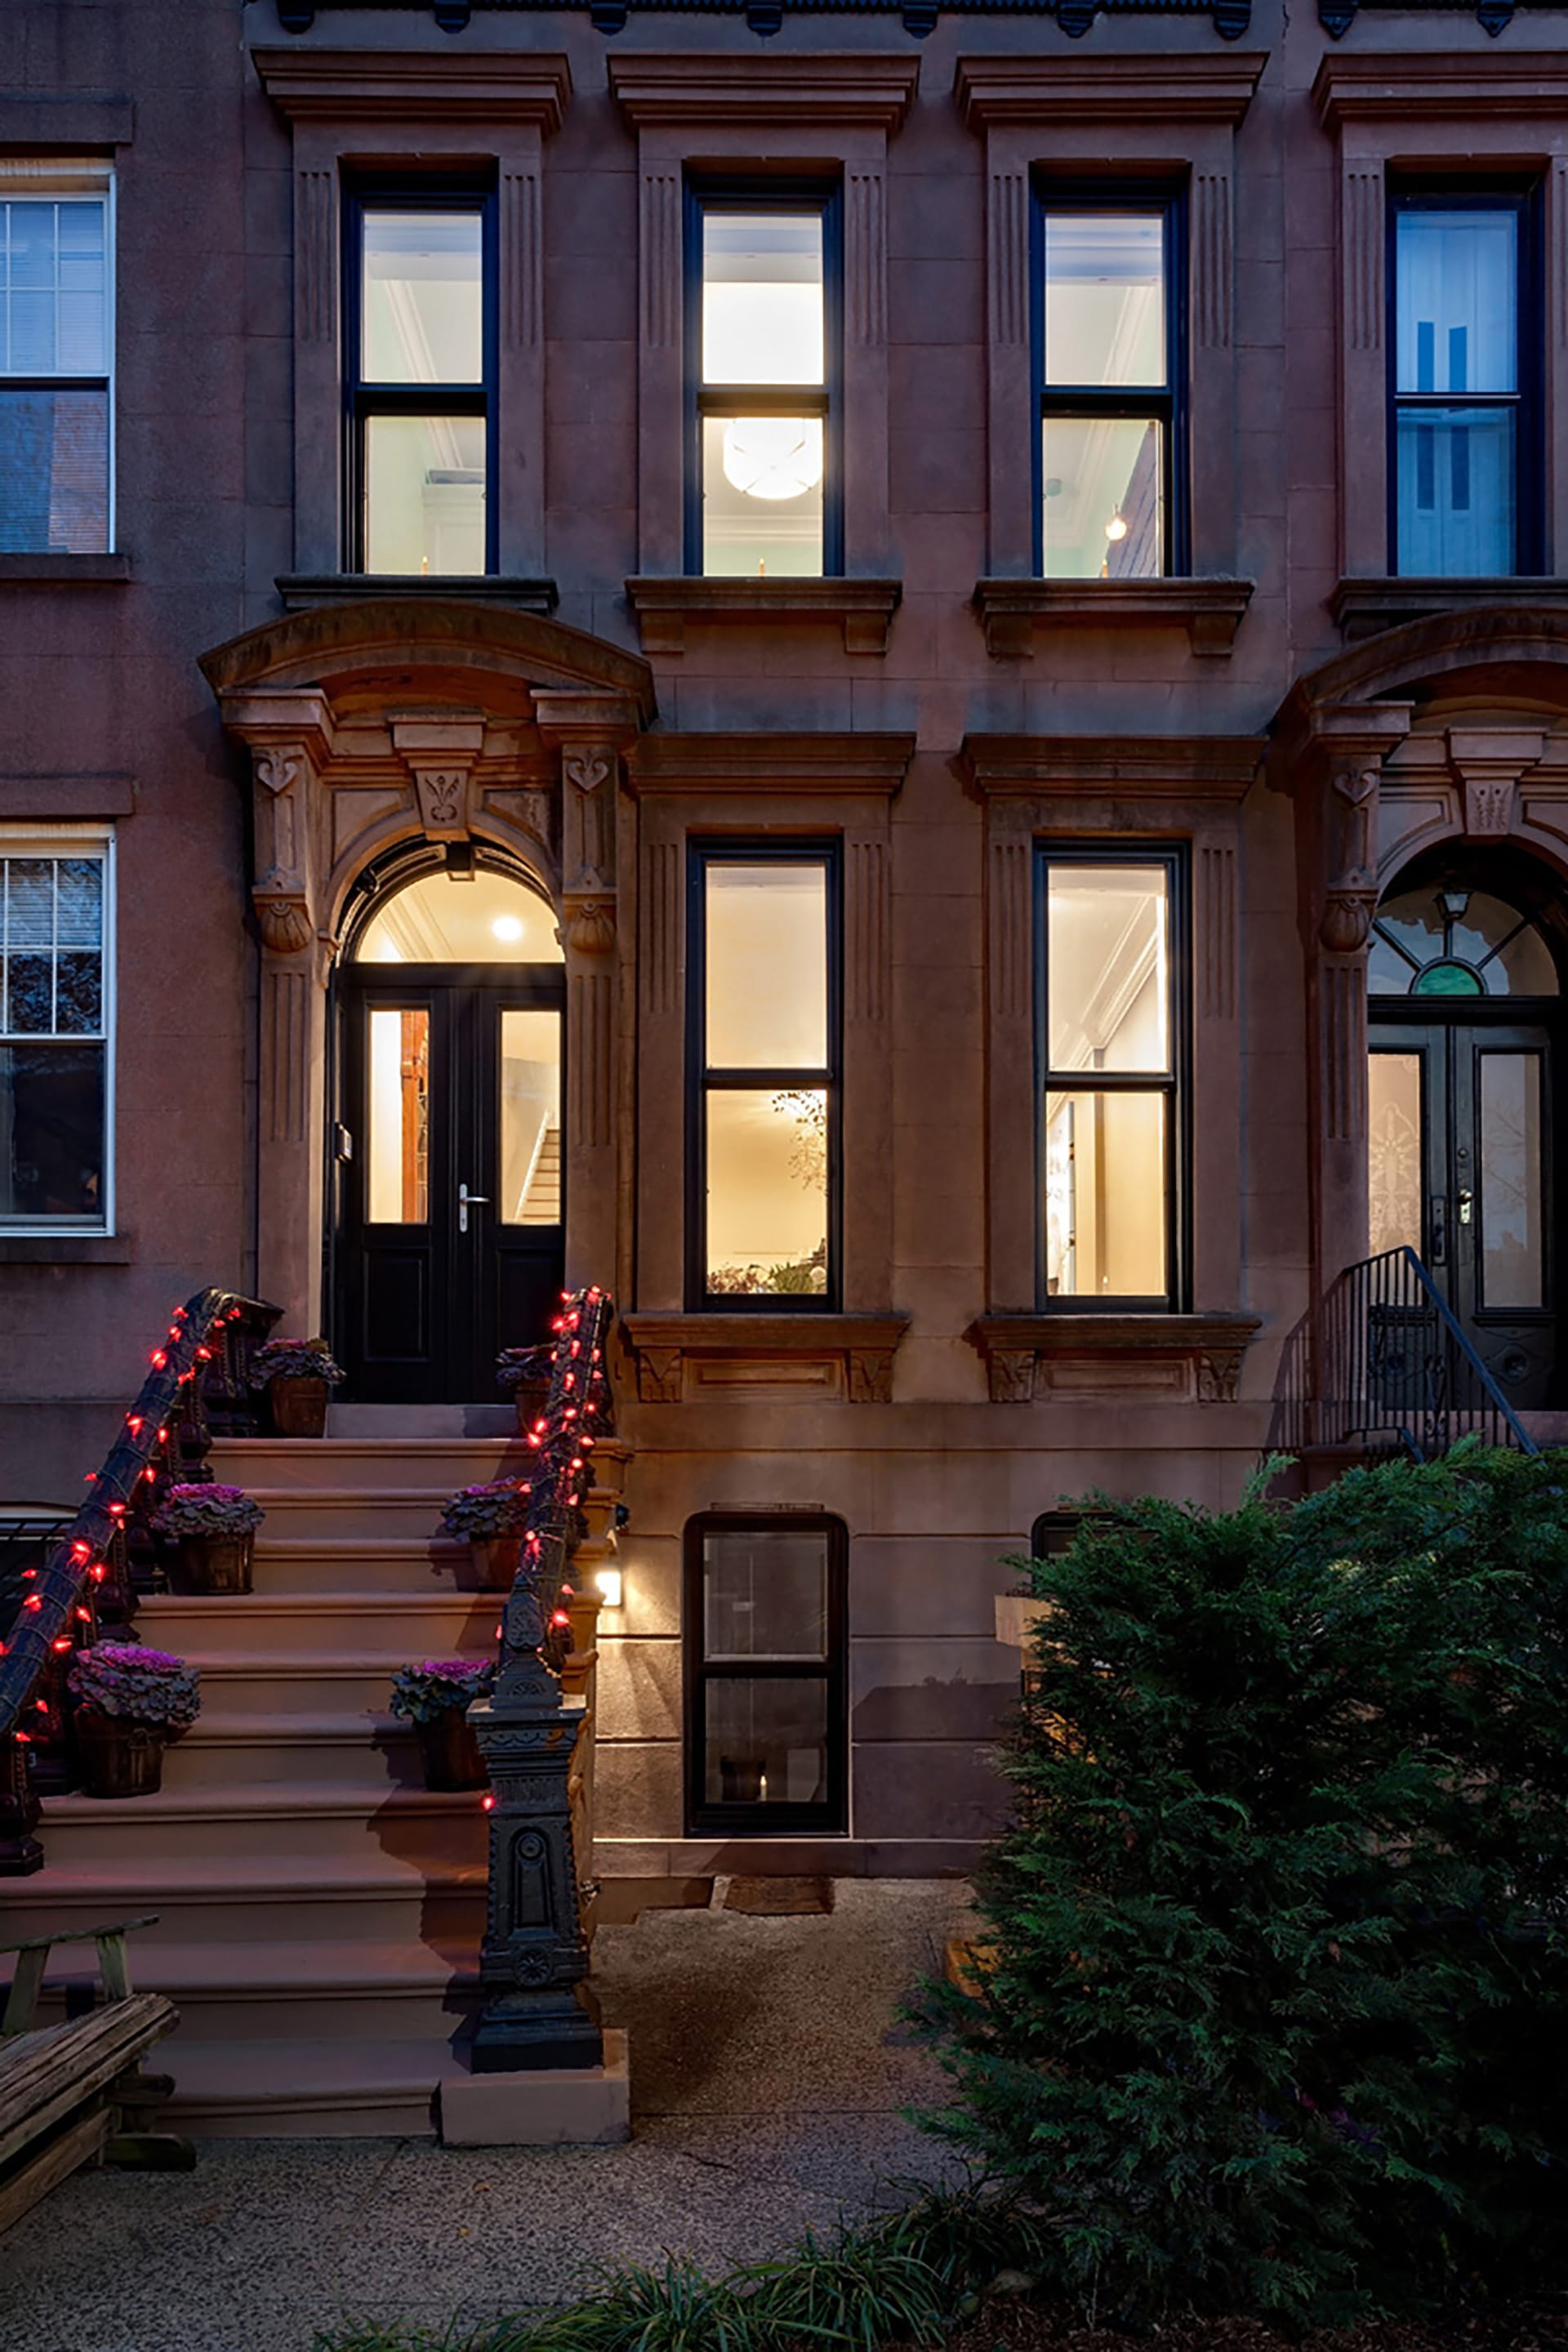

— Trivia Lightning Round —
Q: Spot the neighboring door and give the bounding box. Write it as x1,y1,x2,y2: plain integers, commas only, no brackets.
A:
1368,1020,1556,1406
336,970,564,1402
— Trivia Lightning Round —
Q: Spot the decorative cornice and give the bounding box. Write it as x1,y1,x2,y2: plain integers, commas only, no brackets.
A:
626,732,915,797
626,577,902,658
621,1312,910,1405
956,51,1265,131
252,47,572,131
973,577,1254,659
960,733,1265,801
968,1312,1262,1405
1330,577,1568,644
609,54,920,133
1313,53,1568,130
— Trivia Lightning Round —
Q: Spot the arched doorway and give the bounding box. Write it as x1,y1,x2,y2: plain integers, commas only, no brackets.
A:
333,854,565,1402
1367,849,1565,1407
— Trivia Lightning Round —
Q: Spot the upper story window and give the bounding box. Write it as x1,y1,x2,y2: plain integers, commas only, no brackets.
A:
689,845,840,1308
1,831,114,1233
1036,194,1183,579
1037,849,1183,1308
345,186,495,577
688,189,840,578
0,163,113,555
1392,191,1539,577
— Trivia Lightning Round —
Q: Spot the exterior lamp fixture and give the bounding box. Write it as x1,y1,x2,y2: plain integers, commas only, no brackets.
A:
594,1566,623,1610
1104,510,1129,543
492,915,524,942
722,417,823,501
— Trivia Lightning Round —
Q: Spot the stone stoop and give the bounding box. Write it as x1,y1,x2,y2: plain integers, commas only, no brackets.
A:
4,1428,621,2138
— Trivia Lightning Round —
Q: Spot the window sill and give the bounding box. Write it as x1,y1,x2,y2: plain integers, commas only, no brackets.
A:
973,577,1254,659
277,575,559,615
625,577,902,657
0,1232,134,1265
1330,576,1568,643
621,1312,910,1404
0,554,131,587
968,1312,1262,1404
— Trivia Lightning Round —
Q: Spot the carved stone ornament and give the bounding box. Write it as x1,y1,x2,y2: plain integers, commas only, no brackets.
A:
564,747,613,798
412,766,470,839
252,747,302,797
1196,1348,1246,1405
846,1347,897,1405
636,1347,684,1405
989,1350,1038,1405
1318,886,1377,956
564,897,617,957
253,873,314,956
1465,777,1514,836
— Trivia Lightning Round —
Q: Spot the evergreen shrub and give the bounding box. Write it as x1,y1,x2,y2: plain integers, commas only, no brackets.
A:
917,1448,1568,2328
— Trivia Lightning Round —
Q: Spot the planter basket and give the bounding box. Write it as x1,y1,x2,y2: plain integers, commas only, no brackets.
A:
270,1374,330,1438
416,1707,488,1793
170,1533,255,1597
471,1535,520,1591
74,1711,167,1800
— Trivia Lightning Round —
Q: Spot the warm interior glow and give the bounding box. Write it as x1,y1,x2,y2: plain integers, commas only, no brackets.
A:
706,1089,828,1295
705,864,826,1068
355,870,563,965
702,213,824,387
367,1007,429,1225
721,416,824,502
499,1009,561,1227
492,915,523,942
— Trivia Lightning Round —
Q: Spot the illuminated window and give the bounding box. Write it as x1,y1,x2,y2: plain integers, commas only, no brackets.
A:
690,848,839,1308
1392,192,1539,577
1038,851,1183,1307
0,830,113,1232
0,163,113,554
346,189,493,576
1037,197,1183,578
690,190,840,577
685,1516,847,1834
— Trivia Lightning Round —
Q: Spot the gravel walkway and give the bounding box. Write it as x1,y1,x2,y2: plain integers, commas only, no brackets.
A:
0,1880,972,2352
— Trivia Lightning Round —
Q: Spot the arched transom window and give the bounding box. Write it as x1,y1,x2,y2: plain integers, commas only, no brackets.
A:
1368,886,1559,1000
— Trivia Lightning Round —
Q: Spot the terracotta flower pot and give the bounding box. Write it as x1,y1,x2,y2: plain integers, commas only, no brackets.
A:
416,1707,487,1793
170,1533,254,1596
270,1374,330,1438
74,1709,167,1799
471,1535,520,1591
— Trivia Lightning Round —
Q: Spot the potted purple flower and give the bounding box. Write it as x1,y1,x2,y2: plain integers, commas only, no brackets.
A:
154,1482,265,1595
247,1337,345,1438
388,1658,495,1791
68,1642,201,1799
439,1478,531,1591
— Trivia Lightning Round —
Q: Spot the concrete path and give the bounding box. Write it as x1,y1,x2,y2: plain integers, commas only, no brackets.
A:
0,1880,973,2352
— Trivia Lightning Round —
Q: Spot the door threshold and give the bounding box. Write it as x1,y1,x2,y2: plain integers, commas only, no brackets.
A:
329,1404,517,1439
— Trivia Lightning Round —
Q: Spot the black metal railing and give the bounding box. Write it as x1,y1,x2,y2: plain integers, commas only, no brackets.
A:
1315,1247,1537,1463
0,1287,278,1875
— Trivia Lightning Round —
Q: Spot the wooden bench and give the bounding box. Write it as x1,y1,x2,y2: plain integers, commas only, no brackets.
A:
0,1915,191,2234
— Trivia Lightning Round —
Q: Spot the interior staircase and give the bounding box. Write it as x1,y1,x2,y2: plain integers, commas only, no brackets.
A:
3,1417,617,2136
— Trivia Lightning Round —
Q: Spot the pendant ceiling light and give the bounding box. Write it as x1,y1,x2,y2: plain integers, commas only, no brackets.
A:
721,417,824,502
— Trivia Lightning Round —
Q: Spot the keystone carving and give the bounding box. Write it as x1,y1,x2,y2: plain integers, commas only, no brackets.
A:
412,767,470,839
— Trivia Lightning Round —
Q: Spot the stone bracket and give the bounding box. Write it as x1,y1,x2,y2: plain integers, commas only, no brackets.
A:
967,1313,1263,1405
973,577,1255,660
625,577,902,657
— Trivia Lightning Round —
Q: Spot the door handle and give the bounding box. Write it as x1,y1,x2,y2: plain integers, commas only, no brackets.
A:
1457,1187,1474,1227
458,1182,490,1235
1429,1195,1447,1264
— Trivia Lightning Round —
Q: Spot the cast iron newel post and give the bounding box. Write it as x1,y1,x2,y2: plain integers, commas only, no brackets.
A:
469,1285,615,2073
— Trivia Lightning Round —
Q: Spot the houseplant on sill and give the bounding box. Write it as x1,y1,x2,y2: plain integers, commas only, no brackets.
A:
496,1343,551,1435
389,1657,495,1791
155,1482,265,1595
439,1477,531,1591
68,1642,202,1799
248,1336,345,1438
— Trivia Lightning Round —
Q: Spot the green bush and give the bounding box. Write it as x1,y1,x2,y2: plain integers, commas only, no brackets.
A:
915,1448,1568,2330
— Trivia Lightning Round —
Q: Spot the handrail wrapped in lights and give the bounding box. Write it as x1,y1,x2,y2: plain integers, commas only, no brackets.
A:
0,1286,279,1875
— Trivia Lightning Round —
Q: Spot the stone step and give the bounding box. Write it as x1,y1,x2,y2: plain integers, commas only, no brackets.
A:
246,1536,504,1596
156,1711,428,1794
0,1855,487,1944
209,1488,470,1541
160,2035,449,2137
180,1653,452,1718
137,1588,501,1659
208,1438,531,1494
38,1780,488,1865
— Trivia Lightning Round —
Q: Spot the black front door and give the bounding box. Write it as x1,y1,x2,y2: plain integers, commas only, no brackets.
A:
336,969,564,1401
1369,1018,1557,1407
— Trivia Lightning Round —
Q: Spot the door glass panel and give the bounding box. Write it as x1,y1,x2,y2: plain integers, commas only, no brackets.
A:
1047,865,1170,1073
367,1008,430,1223
702,1677,829,1807
1043,1089,1166,1298
1368,1052,1423,1257
499,1009,561,1227
702,1528,828,1662
706,1087,828,1296
704,864,827,1068
1479,1052,1544,1309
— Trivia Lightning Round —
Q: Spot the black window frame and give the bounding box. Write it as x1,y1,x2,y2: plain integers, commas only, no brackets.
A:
686,838,843,1313
684,179,844,580
1033,842,1189,1314
1031,180,1188,580
341,176,499,577
1386,180,1544,580
684,1512,849,1838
